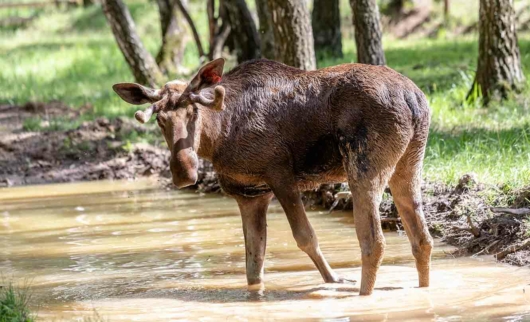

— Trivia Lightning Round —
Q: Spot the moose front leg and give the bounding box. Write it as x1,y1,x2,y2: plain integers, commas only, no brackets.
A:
268,178,342,283
235,193,272,290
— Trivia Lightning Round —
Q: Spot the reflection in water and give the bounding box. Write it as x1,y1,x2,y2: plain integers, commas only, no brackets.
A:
0,180,529,321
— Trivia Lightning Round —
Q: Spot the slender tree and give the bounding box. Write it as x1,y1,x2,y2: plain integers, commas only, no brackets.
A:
156,0,186,75
266,0,316,70
444,0,450,22
469,0,525,102
175,0,206,59
208,18,231,60
255,0,275,59
312,0,342,59
222,0,261,63
350,0,386,65
101,0,164,87
387,0,404,20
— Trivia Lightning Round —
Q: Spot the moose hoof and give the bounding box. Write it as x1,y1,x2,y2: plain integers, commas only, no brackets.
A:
247,283,264,292
325,275,357,284
334,277,357,285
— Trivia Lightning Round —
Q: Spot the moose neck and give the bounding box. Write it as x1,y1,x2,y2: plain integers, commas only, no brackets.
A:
196,107,224,161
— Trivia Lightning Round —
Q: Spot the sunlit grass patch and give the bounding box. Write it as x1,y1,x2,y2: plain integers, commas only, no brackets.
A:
0,280,35,322
425,125,530,186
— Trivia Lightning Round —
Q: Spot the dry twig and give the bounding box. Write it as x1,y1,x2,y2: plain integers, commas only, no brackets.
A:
495,238,530,260
490,207,530,216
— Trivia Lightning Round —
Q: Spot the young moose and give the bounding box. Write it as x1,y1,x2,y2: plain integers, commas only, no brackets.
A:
113,58,433,295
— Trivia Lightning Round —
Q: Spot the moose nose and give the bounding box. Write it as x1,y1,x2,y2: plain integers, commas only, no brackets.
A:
171,169,198,188
170,149,199,188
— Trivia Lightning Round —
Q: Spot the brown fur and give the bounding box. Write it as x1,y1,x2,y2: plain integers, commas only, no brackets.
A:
113,58,434,295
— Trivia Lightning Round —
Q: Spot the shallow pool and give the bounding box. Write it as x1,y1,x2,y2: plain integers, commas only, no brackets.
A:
1,180,528,321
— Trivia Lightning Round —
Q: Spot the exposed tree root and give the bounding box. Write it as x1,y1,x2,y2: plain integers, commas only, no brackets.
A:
491,207,530,216
496,239,530,260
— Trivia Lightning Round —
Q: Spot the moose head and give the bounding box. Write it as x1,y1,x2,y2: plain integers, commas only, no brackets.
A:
112,58,226,188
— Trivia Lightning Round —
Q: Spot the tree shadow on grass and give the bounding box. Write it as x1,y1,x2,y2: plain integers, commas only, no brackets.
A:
0,37,130,110
67,5,108,32
1,38,113,59
66,2,155,33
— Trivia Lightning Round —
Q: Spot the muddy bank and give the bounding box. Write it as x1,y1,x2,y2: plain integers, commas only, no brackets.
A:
0,101,528,266
304,175,530,267
1,116,168,186
0,102,216,188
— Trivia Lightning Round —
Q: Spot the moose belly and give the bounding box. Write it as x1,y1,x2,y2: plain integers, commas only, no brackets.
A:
216,135,347,196
295,169,348,191
293,135,347,188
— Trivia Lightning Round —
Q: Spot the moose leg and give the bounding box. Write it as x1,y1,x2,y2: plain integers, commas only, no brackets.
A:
235,193,272,290
268,180,341,283
348,180,388,296
342,138,399,295
389,144,433,287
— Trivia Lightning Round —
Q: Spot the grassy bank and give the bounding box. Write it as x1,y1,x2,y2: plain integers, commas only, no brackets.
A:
1,1,529,189
0,281,34,322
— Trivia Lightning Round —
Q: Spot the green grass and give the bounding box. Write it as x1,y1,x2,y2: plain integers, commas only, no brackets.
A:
0,0,529,188
21,117,41,132
0,282,35,322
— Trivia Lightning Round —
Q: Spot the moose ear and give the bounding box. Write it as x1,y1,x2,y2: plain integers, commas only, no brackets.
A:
189,58,225,91
112,83,161,105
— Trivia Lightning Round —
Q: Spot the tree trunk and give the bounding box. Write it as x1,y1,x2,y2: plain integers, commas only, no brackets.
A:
209,23,231,60
350,0,386,65
156,0,186,75
444,0,449,21
255,0,275,59
175,0,206,59
207,0,216,51
312,0,342,59
388,0,404,22
218,1,235,53
205,0,229,60
266,0,316,70
470,0,525,102
222,0,261,63
101,0,164,87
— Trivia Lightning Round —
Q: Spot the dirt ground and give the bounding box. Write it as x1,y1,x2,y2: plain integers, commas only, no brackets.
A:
1,102,167,186
0,101,528,266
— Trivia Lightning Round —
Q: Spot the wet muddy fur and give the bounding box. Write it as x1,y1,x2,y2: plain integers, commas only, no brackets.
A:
113,58,434,295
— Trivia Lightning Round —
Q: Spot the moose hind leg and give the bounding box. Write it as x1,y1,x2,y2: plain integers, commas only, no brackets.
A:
389,142,433,287
348,178,390,295
236,193,272,290
341,127,406,295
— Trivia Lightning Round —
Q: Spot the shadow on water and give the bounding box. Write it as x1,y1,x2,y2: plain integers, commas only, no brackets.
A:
140,285,365,303
142,285,410,303
45,280,407,304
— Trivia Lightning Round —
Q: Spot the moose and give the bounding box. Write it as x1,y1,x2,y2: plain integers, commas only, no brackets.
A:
113,58,433,296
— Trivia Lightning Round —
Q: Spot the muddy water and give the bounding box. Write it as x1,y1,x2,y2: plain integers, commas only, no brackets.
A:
1,180,529,321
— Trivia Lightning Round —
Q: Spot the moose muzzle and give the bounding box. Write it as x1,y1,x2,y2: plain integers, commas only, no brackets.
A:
170,147,199,188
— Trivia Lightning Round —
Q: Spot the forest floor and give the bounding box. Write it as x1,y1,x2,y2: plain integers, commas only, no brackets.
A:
0,1,529,266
